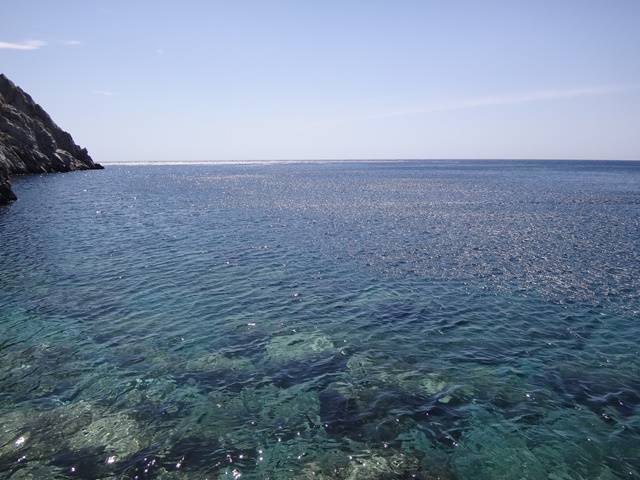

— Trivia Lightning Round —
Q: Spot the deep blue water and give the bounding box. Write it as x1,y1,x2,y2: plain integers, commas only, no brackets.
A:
1,160,639,479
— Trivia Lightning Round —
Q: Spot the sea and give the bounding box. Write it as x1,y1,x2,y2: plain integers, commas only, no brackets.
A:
1,160,639,479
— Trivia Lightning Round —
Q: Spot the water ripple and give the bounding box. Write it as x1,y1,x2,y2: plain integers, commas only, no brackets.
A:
1,161,639,479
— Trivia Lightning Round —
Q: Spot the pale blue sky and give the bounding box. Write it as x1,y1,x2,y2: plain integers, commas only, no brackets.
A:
1,0,639,162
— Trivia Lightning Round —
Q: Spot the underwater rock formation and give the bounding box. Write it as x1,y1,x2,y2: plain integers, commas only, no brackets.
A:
266,332,335,363
185,352,252,372
0,73,102,204
0,401,149,479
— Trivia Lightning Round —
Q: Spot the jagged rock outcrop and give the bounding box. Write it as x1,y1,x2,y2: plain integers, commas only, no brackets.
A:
0,73,102,204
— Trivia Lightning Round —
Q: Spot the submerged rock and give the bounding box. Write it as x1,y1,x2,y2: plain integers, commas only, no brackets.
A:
418,373,448,396
0,401,148,478
345,352,376,379
266,332,335,363
346,352,450,399
190,384,321,451
68,411,143,459
0,73,102,204
318,388,359,432
0,401,94,463
122,376,206,418
185,352,252,372
451,423,547,480
6,463,67,479
300,451,427,480
341,453,420,480
399,429,455,478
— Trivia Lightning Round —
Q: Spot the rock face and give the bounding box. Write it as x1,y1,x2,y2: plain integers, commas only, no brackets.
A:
0,73,102,204
0,163,15,203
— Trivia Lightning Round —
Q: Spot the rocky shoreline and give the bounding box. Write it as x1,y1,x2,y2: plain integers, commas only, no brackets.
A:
0,73,102,205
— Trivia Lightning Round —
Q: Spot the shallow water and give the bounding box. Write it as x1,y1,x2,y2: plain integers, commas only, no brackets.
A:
1,160,639,479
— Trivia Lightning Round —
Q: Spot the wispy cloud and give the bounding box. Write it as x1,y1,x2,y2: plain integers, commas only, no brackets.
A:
93,90,115,96
0,40,46,50
371,85,640,119
62,40,82,46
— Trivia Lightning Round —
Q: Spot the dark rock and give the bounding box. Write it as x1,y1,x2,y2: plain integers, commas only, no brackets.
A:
0,73,102,204
318,388,360,433
0,163,16,204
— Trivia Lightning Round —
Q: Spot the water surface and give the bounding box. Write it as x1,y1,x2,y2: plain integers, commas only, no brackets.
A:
1,161,639,479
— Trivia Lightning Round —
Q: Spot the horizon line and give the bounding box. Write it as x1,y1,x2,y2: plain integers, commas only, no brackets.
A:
99,158,640,166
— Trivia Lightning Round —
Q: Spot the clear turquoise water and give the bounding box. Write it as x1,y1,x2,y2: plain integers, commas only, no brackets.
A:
1,161,639,479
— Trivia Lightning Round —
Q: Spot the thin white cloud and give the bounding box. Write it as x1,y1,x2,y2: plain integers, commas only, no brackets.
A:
0,40,46,50
93,90,115,96
62,40,82,46
156,48,164,56
371,85,640,119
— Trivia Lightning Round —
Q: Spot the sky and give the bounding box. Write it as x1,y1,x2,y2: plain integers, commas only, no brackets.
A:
1,0,639,162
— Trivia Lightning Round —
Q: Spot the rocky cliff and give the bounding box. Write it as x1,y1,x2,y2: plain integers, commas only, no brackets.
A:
0,73,102,204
